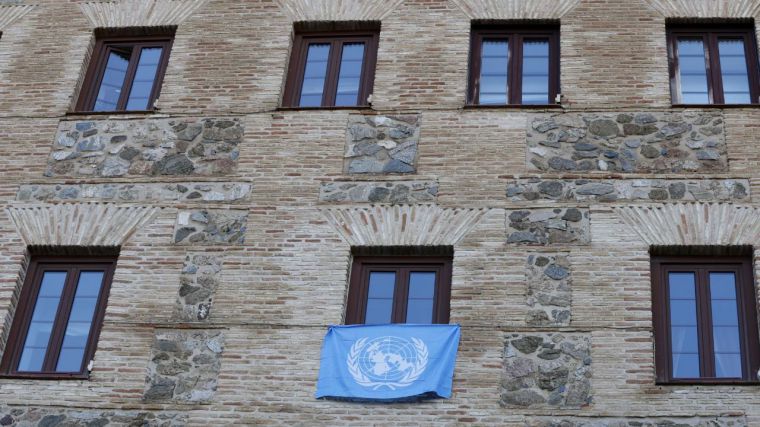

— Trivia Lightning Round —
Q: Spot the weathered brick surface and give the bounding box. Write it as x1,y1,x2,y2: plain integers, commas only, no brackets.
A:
0,0,760,425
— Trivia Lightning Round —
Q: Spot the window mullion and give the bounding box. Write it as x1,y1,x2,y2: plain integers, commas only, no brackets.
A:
322,41,342,106
704,34,721,105
695,268,715,378
41,268,77,372
116,46,142,110
393,268,410,323
511,34,524,105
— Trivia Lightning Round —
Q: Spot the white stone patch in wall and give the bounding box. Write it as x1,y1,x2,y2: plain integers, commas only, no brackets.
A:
507,208,590,245
79,0,209,28
5,203,159,247
275,0,404,21
451,0,581,19
614,203,760,246
321,204,488,247
0,3,35,31
643,0,760,18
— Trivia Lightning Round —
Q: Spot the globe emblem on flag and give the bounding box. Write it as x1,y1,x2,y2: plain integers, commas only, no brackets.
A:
347,336,429,390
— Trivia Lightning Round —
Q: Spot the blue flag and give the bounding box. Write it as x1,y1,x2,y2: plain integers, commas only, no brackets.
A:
315,324,461,400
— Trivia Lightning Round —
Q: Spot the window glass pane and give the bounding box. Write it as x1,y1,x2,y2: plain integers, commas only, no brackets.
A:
335,43,365,106
710,272,742,378
479,39,508,104
298,43,330,107
365,272,395,324
521,39,550,104
406,272,436,323
17,271,67,372
676,38,709,104
125,47,163,111
55,271,104,372
668,272,700,378
93,48,132,111
718,39,751,104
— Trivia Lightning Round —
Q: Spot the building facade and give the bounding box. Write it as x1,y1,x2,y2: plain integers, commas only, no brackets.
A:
0,0,760,425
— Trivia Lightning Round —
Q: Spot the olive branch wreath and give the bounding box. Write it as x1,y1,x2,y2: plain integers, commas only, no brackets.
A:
347,337,429,390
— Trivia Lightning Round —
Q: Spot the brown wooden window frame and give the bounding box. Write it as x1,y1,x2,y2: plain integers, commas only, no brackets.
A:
0,256,117,379
467,25,560,106
345,256,452,325
282,30,379,108
75,34,174,113
651,255,760,384
667,24,760,106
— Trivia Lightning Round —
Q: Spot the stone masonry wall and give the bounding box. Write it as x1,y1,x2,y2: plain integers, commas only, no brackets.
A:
47,118,243,177
527,112,727,173
2,0,760,426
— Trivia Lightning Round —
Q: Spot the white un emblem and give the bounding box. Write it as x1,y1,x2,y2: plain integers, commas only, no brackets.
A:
347,336,428,390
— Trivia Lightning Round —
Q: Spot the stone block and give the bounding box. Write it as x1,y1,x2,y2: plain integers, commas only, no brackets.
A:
0,406,186,426
501,333,592,408
46,118,243,177
526,254,572,326
174,209,247,245
527,112,727,173
526,417,747,427
319,180,438,203
175,254,223,322
344,114,420,174
17,182,252,203
143,330,224,403
507,209,590,245
507,178,749,203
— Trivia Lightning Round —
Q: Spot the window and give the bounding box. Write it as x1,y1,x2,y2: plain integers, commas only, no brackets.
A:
76,34,173,112
468,25,559,106
282,28,379,108
668,24,760,105
652,255,760,383
0,257,117,378
345,256,452,325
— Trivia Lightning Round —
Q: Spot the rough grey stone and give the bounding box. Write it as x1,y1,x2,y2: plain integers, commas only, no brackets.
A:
502,333,592,408
47,118,243,177
175,254,223,322
526,254,572,326
527,112,727,173
144,330,224,403
174,210,247,245
345,114,420,174
507,179,749,203
17,182,251,203
319,180,438,204
507,209,590,245
526,417,748,427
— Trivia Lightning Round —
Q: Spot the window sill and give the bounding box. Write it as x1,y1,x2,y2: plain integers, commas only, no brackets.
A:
66,109,158,117
463,104,562,110
656,379,760,386
277,106,373,111
0,372,89,380
671,104,760,109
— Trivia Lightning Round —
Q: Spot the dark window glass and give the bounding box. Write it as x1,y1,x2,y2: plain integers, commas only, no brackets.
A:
469,26,559,106
652,256,760,383
668,25,760,105
283,29,378,108
346,256,452,325
1,257,116,379
77,34,173,112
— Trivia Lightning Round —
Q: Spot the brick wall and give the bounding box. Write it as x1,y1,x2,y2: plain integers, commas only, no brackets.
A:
0,0,760,425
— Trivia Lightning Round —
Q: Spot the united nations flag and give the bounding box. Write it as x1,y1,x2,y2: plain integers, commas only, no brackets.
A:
315,324,461,400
